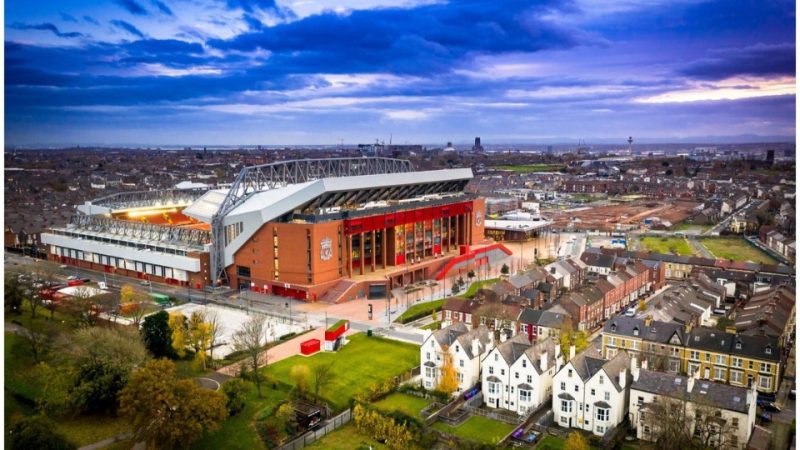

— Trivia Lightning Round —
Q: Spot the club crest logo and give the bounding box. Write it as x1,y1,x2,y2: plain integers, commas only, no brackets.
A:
320,237,333,261
475,211,483,226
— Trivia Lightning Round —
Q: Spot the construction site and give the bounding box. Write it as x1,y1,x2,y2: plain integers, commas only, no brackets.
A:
548,199,700,232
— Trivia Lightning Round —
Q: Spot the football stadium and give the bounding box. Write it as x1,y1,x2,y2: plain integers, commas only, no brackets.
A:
42,158,513,302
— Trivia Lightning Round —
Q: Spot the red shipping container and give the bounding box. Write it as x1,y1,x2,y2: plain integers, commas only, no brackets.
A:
300,339,320,355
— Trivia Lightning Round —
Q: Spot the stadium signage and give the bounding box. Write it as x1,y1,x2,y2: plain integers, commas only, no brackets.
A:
320,237,333,261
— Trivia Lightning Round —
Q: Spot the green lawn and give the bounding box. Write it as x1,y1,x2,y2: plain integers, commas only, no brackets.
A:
396,299,445,324
572,194,605,203
673,222,712,232
463,278,498,298
699,237,778,265
304,423,387,450
639,236,695,256
264,333,419,412
194,380,290,450
421,321,441,331
538,434,566,449
371,392,432,417
432,415,515,445
491,164,564,173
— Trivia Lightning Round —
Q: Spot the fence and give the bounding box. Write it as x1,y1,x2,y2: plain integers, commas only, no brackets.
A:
278,408,352,450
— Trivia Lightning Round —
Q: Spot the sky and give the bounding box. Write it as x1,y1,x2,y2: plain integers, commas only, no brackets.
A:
4,0,796,146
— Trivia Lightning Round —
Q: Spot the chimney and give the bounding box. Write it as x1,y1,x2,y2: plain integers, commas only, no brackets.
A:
631,355,640,382
472,338,480,358
684,323,692,334
641,359,648,371
569,345,576,360
725,325,737,335
619,368,627,389
540,351,548,372
644,316,652,327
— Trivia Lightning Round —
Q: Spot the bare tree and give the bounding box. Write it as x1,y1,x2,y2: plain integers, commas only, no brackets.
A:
206,311,224,367
233,315,269,397
313,361,335,402
20,321,58,363
640,395,734,450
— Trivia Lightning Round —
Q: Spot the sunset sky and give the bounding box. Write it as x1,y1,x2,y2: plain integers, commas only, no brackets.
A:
5,0,796,146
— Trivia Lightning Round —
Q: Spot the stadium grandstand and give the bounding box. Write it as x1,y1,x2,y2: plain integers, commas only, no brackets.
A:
43,158,510,302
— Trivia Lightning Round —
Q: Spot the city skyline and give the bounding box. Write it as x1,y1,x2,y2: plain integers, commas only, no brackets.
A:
5,0,796,146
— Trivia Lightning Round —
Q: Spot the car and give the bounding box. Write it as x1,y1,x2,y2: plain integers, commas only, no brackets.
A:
759,401,781,413
67,275,79,281
625,309,636,317
60,264,68,269
140,280,151,286
759,412,772,423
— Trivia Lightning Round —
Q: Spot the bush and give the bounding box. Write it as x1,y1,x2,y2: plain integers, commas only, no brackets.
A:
9,415,77,450
222,378,248,416
278,332,297,341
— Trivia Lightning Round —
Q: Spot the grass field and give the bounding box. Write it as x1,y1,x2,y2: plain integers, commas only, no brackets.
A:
372,392,432,417
491,164,564,173
638,236,694,256
699,237,778,264
304,423,388,450
673,222,712,232
396,299,444,324
537,434,566,449
194,380,290,450
432,415,515,445
463,278,498,298
265,334,419,412
421,321,441,331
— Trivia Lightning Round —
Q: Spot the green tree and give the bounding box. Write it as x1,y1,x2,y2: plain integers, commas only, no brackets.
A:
501,263,510,275
312,361,335,402
119,359,228,450
291,364,310,394
9,415,76,450
5,272,25,315
564,431,589,450
222,378,248,416
141,311,175,358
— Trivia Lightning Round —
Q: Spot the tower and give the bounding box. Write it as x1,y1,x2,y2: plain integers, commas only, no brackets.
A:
627,136,633,155
472,137,484,152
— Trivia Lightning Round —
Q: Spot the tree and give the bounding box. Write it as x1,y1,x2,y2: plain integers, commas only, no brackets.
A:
559,319,588,362
187,311,212,369
313,361,335,402
119,359,228,450
206,310,224,366
120,284,149,326
431,308,438,322
20,320,58,363
168,312,188,358
222,378,248,416
9,415,76,450
437,346,459,395
564,431,589,450
63,286,102,327
290,364,310,394
501,263,510,275
233,315,269,397
141,310,175,358
64,327,148,414
5,271,25,315
467,270,475,280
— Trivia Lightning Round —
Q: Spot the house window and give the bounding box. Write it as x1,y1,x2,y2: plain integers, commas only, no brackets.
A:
560,400,572,413
765,345,772,355
732,357,742,368
604,392,610,401
596,426,605,434
501,369,505,376
705,353,710,362
574,385,579,393
426,352,430,360
560,382,566,390
760,363,770,373
759,375,772,389
455,345,460,352
732,418,739,427
596,408,609,422
591,389,596,396
489,367,494,375
522,360,527,368
459,359,464,368
599,375,604,384
568,369,573,377
730,370,743,384
637,396,644,406
488,382,498,394
689,351,700,361
669,360,681,373
715,355,725,365
714,367,726,381
494,353,498,361
560,417,568,424
515,372,520,379
520,390,531,402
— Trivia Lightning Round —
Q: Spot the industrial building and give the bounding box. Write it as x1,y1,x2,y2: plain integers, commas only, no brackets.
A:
43,158,502,303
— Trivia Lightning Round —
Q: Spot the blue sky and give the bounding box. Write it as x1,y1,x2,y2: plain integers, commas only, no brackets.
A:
5,0,796,146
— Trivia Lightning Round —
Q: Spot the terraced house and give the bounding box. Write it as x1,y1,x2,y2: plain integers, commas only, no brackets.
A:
601,316,782,394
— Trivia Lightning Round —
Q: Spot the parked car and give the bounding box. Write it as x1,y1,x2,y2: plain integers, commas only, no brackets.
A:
625,309,636,317
60,264,68,269
67,275,79,281
759,412,772,423
140,280,151,286
758,401,781,413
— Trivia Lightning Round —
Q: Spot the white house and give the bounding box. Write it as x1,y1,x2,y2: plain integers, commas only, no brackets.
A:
629,365,757,449
482,334,561,415
421,323,493,394
553,347,632,437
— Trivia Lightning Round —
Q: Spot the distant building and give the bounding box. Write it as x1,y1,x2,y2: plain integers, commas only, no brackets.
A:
766,150,775,164
472,137,484,152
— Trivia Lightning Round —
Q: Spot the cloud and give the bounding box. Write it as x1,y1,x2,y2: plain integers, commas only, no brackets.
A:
110,20,146,38
84,15,100,25
384,109,431,120
679,43,795,80
60,13,78,23
636,76,795,103
114,0,149,16
226,0,295,18
150,0,174,16
9,22,84,38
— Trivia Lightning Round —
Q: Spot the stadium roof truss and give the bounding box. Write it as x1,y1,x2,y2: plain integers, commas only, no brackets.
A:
91,187,209,210
70,214,211,248
210,157,415,284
